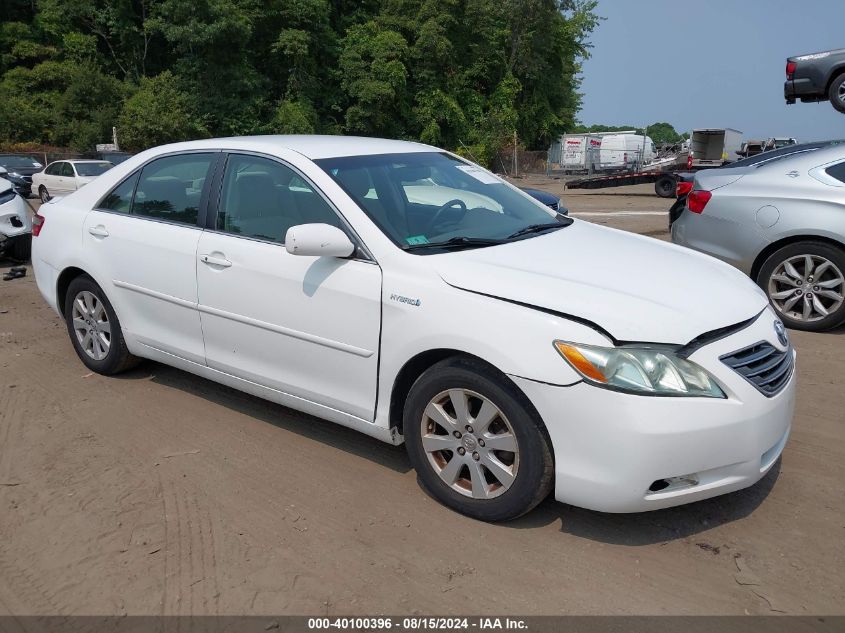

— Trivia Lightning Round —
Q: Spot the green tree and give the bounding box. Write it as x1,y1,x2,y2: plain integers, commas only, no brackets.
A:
117,71,209,151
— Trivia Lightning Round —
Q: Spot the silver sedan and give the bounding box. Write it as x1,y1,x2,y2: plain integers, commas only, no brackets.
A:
671,143,845,331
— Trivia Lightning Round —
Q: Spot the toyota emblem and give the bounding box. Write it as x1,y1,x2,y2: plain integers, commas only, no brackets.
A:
774,320,788,347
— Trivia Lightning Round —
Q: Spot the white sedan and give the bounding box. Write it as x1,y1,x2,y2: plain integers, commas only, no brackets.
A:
30,136,795,521
32,159,114,203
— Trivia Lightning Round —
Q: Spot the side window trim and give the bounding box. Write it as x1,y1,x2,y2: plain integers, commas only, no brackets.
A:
809,160,845,188
93,149,222,228
206,150,375,262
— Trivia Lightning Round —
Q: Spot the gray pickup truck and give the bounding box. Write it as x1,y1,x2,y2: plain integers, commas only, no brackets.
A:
784,48,845,114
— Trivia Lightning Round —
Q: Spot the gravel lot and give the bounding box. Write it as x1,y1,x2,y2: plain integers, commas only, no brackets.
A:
0,188,842,616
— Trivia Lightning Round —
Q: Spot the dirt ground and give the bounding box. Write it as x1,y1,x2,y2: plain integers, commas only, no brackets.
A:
0,188,843,616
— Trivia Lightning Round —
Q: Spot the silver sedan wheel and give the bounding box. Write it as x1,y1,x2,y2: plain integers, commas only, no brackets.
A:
420,389,519,499
71,290,111,361
839,82,845,105
768,254,845,322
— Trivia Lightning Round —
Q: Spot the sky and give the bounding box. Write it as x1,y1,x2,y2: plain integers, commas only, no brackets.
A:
578,0,845,141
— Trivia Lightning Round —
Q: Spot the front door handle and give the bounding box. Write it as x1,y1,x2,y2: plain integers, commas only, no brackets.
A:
199,253,232,268
88,225,109,238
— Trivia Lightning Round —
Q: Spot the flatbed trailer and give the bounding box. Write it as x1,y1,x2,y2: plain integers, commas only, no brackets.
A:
565,169,683,198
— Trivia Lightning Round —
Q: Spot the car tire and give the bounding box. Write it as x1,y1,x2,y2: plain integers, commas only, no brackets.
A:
757,241,845,332
403,356,554,522
654,175,676,198
829,73,845,114
9,234,31,262
39,186,50,203
64,275,140,374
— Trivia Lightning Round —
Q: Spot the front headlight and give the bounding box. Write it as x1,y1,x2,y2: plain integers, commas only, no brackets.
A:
554,341,725,398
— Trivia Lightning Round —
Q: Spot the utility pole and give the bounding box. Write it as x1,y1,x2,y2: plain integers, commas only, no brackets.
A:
513,130,518,177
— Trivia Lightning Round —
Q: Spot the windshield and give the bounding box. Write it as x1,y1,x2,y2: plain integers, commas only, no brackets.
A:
315,152,565,252
0,155,41,169
74,162,113,176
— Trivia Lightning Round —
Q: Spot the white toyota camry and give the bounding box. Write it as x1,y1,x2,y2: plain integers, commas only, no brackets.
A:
31,136,795,521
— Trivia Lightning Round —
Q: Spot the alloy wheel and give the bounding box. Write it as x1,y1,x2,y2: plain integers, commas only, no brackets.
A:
420,388,519,499
71,290,112,360
768,254,845,322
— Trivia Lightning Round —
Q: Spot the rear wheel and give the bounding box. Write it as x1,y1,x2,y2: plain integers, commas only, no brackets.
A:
829,73,845,114
64,275,140,374
403,357,554,522
39,186,50,203
757,241,845,331
654,175,676,198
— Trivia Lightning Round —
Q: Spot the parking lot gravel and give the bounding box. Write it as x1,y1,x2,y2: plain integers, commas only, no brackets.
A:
0,190,842,615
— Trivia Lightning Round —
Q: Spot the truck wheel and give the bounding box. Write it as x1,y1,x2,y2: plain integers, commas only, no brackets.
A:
829,73,845,114
654,175,676,198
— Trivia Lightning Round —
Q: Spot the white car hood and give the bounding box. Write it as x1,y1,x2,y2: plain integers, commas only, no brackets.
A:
435,221,768,345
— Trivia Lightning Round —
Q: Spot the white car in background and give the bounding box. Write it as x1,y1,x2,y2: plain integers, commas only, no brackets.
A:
0,167,32,261
31,136,795,521
32,160,114,203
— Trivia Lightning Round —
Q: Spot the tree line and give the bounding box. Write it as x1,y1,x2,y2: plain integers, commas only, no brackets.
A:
570,122,689,145
0,0,599,164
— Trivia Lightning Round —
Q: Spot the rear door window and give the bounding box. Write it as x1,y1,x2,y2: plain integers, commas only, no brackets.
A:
131,153,215,225
99,173,139,214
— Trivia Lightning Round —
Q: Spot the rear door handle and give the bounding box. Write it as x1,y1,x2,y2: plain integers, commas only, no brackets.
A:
88,226,109,238
199,254,232,268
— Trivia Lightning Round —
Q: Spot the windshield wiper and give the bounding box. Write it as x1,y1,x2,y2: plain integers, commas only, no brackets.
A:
507,217,571,240
402,236,507,252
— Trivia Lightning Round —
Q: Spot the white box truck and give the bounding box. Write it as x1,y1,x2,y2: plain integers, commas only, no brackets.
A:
560,134,602,173
688,128,742,168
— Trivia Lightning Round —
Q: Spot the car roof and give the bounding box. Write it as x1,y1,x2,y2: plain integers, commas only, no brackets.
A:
751,142,845,170
144,135,438,160
729,140,844,168
64,159,112,163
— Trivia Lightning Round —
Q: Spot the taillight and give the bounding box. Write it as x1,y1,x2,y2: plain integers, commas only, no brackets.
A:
687,190,712,214
32,212,45,236
786,61,796,80
687,153,693,169
676,181,693,197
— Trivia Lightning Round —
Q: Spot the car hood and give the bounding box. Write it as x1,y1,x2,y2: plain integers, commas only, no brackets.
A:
434,221,768,345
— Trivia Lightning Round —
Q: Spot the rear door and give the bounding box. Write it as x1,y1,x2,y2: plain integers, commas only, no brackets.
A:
56,162,76,193
82,151,218,364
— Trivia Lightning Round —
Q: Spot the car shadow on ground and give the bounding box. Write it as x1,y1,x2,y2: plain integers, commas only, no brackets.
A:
118,360,784,545
114,362,413,475
509,459,782,545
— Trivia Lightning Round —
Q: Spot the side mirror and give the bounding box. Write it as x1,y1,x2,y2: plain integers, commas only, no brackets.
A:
285,223,355,258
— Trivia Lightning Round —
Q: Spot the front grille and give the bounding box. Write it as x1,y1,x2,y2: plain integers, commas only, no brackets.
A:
720,341,793,397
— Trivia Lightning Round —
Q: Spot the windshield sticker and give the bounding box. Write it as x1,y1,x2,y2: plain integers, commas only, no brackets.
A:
406,235,430,245
455,165,501,185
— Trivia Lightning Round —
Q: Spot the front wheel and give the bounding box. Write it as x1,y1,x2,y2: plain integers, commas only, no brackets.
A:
829,73,845,114
64,275,140,374
757,241,845,331
403,357,554,521
39,186,50,203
